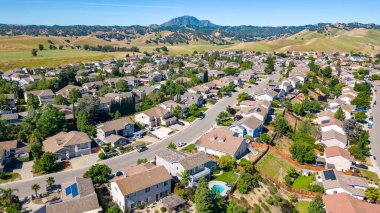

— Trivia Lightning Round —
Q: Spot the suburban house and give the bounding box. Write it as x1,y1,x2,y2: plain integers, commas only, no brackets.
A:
42,131,92,161
135,105,177,127
317,169,368,200
159,100,188,115
238,104,270,122
155,148,216,187
24,89,55,105
45,177,101,213
208,69,225,78
320,119,346,135
321,130,347,149
110,164,172,210
238,70,255,82
314,110,335,125
96,117,135,143
324,146,355,171
103,135,129,148
56,85,86,98
254,89,279,102
230,116,263,138
0,140,29,162
195,128,249,158
177,92,203,106
323,193,380,213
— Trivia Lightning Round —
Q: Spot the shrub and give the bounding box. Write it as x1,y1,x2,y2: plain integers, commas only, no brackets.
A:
309,184,325,193
160,207,167,212
289,194,298,203
98,153,108,160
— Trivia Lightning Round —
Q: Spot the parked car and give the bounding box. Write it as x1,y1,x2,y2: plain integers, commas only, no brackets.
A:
137,146,148,153
178,142,187,147
356,164,368,170
199,113,205,120
368,122,373,129
115,171,124,177
46,184,61,192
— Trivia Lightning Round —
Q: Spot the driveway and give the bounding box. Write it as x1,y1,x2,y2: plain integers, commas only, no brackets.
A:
12,161,34,180
70,153,99,169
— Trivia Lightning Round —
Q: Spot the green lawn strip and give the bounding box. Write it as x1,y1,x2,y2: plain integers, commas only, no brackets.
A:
255,151,295,181
0,172,21,184
186,116,197,122
212,171,239,186
358,169,380,183
295,201,310,213
292,175,314,190
180,144,196,153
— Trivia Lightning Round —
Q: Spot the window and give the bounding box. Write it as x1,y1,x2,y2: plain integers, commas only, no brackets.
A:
145,187,150,193
164,181,168,186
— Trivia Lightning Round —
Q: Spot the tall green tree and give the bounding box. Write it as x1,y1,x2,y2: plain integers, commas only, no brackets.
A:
26,94,40,109
308,195,325,213
203,70,209,83
36,105,66,136
29,142,43,160
334,107,345,121
227,200,247,213
35,152,57,173
195,177,213,213
31,183,41,197
83,164,112,184
274,117,292,136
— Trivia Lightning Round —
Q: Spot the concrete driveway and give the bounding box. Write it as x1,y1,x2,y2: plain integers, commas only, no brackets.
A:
13,161,34,180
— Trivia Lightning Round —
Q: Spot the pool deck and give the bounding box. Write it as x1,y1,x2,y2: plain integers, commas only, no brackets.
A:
208,180,231,197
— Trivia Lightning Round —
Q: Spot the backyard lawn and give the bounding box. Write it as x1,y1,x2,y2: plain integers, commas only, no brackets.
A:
295,201,310,213
255,151,295,181
292,175,315,190
358,169,380,183
212,171,239,186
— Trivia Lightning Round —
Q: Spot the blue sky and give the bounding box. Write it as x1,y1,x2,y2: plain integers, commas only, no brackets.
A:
0,0,378,26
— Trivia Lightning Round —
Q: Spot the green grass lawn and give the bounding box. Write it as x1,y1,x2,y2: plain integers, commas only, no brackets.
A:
181,144,196,153
186,116,197,122
0,172,21,184
292,175,314,190
200,106,208,112
206,99,217,105
255,151,294,181
358,169,380,183
295,201,310,213
212,171,239,186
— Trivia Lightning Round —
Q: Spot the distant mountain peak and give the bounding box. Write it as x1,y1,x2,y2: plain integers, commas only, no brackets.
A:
161,15,217,28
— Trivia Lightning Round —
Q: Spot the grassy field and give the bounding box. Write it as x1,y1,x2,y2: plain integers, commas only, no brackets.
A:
292,175,314,190
212,171,239,186
255,151,295,181
358,168,380,183
295,201,310,213
1,28,380,70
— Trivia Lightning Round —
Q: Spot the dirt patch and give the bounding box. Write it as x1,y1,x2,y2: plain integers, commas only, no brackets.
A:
274,136,294,156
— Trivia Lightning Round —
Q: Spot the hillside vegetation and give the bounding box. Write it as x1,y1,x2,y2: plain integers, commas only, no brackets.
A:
1,28,380,70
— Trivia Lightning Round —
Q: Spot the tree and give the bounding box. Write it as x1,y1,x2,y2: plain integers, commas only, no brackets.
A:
38,44,44,51
76,110,96,136
355,112,367,122
239,158,254,173
274,117,292,137
308,195,325,213
259,133,271,143
68,88,81,105
116,79,129,92
55,94,68,105
6,203,21,213
167,142,177,150
203,70,209,83
334,107,345,121
290,141,315,164
343,119,362,142
106,205,123,213
237,173,257,194
227,199,247,213
114,110,121,119
31,49,38,56
237,92,248,103
0,188,18,206
365,187,380,203
219,155,236,171
31,183,41,197
29,142,43,160
216,111,233,126
195,177,213,213
76,96,100,119
292,102,304,115
322,66,332,78
297,119,317,135
35,152,57,173
27,94,40,109
46,177,55,188
36,105,66,136
0,94,9,111
83,164,112,184
181,170,189,185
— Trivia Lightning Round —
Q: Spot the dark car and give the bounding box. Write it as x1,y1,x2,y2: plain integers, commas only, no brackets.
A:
46,184,61,192
356,164,368,170
199,113,205,120
137,146,148,153
115,171,124,177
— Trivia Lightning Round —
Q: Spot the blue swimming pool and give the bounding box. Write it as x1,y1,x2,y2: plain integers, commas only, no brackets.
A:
211,184,225,194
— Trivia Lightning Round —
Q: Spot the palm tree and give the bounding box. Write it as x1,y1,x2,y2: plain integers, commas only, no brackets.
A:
0,188,18,206
46,177,55,189
31,184,40,197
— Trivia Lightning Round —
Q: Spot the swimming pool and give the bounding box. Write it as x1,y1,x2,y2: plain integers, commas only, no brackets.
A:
211,184,225,194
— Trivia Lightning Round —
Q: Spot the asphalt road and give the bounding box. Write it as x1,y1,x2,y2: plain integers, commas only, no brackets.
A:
369,83,380,170
0,73,280,198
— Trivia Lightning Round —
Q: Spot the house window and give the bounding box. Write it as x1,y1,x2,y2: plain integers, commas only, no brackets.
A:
145,187,150,193
164,181,168,186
